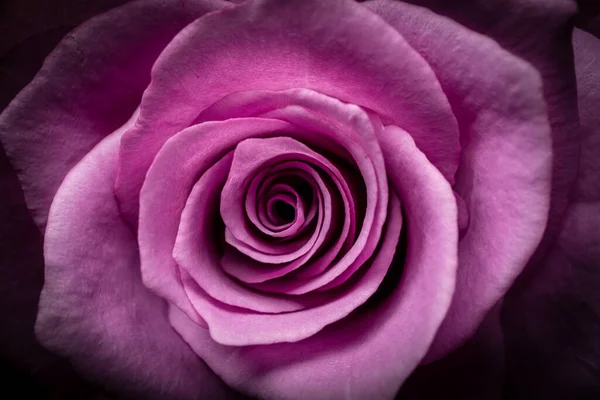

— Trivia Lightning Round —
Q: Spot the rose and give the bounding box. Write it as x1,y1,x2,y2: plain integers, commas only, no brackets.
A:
0,0,598,399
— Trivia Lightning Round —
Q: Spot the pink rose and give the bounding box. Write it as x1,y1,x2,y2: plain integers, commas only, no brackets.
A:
0,0,598,398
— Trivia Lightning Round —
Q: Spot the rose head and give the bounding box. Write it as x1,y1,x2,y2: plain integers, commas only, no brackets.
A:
0,0,598,399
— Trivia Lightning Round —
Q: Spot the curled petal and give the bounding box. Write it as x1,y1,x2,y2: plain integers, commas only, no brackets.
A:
35,115,237,399
116,0,460,225
139,118,296,319
220,161,343,284
174,152,333,314
500,28,600,398
367,0,553,360
179,192,402,346
220,137,338,263
171,124,457,400
198,89,388,294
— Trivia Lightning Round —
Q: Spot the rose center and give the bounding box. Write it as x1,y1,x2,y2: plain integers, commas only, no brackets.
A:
269,198,296,225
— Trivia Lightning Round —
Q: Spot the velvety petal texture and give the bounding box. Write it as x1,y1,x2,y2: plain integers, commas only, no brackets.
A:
170,127,457,400
367,0,552,360
115,0,460,226
0,0,229,231
138,89,397,350
400,0,581,297
36,114,239,399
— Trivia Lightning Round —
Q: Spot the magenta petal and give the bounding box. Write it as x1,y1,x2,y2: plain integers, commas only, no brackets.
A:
116,0,460,224
250,181,307,237
220,136,356,282
35,118,237,399
0,0,227,230
221,162,335,284
393,0,580,266
174,154,327,314
139,118,295,320
179,192,401,346
170,128,456,399
221,137,335,262
202,89,388,294
367,0,553,360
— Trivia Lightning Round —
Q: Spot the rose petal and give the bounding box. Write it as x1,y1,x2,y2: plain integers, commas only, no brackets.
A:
251,182,306,236
367,0,553,360
35,116,237,399
220,137,337,263
219,136,355,286
116,0,460,225
139,118,296,320
500,27,600,399
397,0,581,275
221,161,341,284
178,192,401,346
198,89,388,294
250,172,318,237
174,154,331,314
171,127,457,399
0,0,227,230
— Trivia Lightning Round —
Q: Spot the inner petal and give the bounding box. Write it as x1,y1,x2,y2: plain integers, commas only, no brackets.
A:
221,136,347,264
221,162,332,284
173,152,331,314
268,195,296,225
197,89,388,295
178,193,403,346
249,168,318,238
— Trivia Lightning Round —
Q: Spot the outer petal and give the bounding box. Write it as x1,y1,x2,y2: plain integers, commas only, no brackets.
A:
0,1,137,396
500,29,600,399
170,128,457,400
0,144,102,397
572,29,600,202
116,0,460,225
35,116,239,399
399,0,581,284
0,0,228,231
367,1,553,360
